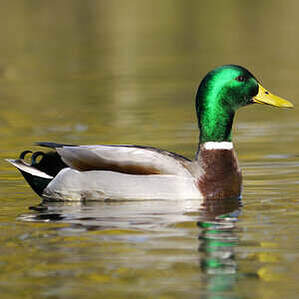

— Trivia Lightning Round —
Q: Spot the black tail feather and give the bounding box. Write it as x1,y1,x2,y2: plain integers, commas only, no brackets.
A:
20,149,68,177
19,168,52,196
9,148,69,197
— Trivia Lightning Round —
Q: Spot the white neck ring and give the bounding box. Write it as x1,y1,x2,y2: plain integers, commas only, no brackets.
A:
202,142,233,150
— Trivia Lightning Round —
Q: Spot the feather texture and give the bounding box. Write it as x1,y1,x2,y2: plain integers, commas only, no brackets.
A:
56,145,193,176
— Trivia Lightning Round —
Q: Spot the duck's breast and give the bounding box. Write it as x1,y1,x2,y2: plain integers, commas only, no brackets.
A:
196,147,242,200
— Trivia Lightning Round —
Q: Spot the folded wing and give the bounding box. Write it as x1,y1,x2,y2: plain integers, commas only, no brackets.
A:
55,145,192,177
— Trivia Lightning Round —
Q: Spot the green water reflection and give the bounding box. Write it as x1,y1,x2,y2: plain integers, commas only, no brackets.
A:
198,200,242,299
1,1,299,298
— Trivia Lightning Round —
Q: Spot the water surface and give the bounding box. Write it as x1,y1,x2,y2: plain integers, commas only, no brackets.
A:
1,1,299,298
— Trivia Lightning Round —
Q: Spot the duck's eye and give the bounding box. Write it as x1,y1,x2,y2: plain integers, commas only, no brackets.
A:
235,75,246,82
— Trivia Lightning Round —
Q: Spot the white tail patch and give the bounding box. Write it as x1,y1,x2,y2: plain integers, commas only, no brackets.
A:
6,159,53,179
202,142,233,150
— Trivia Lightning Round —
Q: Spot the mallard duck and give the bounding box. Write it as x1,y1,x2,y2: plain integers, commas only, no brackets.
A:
7,65,293,201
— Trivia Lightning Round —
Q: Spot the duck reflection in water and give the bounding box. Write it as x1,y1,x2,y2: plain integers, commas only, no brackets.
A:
25,196,246,299
197,198,243,299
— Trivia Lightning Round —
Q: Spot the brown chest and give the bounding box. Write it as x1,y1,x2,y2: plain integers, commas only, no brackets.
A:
196,148,242,200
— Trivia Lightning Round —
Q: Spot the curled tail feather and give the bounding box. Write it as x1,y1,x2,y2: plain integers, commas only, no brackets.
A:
6,149,68,196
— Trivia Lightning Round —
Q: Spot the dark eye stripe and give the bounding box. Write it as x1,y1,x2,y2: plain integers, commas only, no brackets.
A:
235,75,245,82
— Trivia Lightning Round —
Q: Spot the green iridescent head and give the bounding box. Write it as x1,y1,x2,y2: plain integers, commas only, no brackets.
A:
196,65,293,143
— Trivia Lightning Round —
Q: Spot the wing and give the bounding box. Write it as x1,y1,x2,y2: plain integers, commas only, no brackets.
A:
49,144,192,177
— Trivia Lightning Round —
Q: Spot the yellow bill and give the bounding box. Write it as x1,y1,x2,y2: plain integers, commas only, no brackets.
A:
253,83,294,108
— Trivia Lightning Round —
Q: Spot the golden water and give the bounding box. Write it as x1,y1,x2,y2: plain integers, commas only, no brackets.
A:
1,1,299,298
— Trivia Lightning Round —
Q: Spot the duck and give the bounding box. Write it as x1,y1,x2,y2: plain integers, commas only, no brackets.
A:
7,65,293,201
